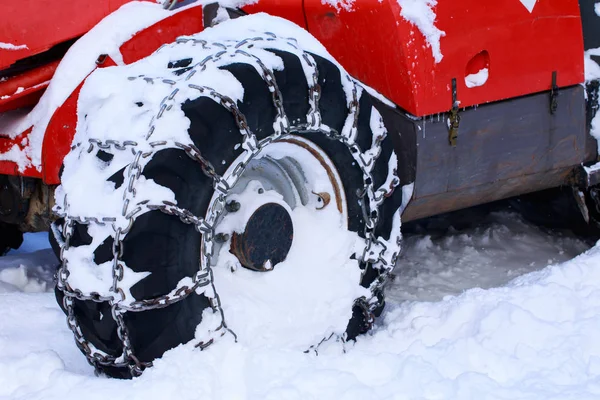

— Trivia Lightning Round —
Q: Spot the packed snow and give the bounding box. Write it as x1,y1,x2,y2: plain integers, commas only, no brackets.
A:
0,43,28,51
322,0,355,12
397,0,445,63
585,48,600,82
211,179,367,348
2,210,600,399
465,68,489,88
390,211,589,302
518,0,537,13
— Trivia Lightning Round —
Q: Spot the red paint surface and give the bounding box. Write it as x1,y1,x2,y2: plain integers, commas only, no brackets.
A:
304,0,585,116
242,0,307,28
0,128,42,178
0,0,138,71
41,83,83,185
120,6,204,64
0,60,58,113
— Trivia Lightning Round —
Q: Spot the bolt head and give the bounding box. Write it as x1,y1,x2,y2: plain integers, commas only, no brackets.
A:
225,200,241,213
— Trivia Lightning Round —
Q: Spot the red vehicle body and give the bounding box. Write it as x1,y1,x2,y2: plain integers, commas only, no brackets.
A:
0,0,587,183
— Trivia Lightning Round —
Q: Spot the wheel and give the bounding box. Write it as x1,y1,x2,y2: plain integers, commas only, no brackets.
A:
0,222,23,255
51,15,410,378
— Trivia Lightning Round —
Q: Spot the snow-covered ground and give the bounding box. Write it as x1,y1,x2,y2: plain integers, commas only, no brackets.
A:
2,211,600,399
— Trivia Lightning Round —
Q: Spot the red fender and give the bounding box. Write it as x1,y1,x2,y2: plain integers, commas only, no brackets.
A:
39,5,205,185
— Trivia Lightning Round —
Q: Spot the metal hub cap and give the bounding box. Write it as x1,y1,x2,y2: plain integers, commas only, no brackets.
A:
205,136,349,274
230,202,294,271
201,135,369,348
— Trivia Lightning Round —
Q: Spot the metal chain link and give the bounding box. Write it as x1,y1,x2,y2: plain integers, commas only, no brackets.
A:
55,206,131,371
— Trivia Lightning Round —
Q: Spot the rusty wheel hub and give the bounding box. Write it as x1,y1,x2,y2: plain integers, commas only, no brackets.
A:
205,135,348,276
230,203,293,271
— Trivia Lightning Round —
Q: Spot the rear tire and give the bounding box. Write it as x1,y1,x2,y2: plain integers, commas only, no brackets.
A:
52,21,408,378
0,222,23,255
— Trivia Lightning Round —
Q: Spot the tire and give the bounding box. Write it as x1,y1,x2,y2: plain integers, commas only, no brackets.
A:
0,222,23,256
52,18,408,378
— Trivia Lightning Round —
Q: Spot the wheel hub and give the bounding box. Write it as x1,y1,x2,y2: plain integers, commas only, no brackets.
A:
230,203,293,271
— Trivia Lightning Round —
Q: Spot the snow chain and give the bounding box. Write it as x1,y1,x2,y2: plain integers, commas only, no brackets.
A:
54,32,401,376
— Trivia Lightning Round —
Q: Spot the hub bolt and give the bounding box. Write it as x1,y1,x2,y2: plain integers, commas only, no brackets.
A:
225,200,241,213
215,233,230,243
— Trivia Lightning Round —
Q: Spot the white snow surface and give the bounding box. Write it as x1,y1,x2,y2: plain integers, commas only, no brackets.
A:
465,67,489,88
2,215,600,399
518,0,537,13
321,0,355,12
0,43,28,51
397,0,445,63
585,47,600,155
211,179,367,348
584,47,600,82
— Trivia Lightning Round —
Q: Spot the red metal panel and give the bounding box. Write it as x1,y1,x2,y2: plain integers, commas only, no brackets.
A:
303,0,585,116
0,60,58,113
0,128,42,178
119,5,204,64
41,82,84,185
0,0,139,72
41,6,205,185
242,0,307,29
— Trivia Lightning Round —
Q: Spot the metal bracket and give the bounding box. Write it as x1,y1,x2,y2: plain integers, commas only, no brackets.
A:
448,78,460,146
574,163,600,188
550,71,558,114
572,186,590,224
203,3,246,28
587,79,599,130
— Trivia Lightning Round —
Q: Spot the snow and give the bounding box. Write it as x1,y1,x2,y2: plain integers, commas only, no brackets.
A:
584,47,600,82
322,0,355,12
1,233,57,293
465,67,489,88
391,211,589,302
211,180,367,348
0,144,30,170
1,214,599,398
518,0,537,13
397,0,445,63
0,43,28,51
584,47,600,157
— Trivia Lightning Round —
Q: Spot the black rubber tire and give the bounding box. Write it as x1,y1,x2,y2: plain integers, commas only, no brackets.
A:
0,222,23,256
52,36,406,379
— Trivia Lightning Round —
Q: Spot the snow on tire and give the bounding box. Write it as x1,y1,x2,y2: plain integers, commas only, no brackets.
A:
50,15,409,378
